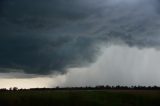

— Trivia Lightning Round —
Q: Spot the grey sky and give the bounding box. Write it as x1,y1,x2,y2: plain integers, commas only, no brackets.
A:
0,0,160,87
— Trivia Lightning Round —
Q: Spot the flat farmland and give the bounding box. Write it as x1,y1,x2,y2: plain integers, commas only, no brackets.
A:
0,90,160,106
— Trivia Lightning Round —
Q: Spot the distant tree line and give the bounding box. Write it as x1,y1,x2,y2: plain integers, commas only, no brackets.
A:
1,85,160,91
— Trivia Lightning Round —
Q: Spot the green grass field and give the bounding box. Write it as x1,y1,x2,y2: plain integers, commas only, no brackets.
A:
0,90,160,106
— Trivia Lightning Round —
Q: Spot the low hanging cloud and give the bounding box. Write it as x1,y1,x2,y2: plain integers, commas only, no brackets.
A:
0,0,160,75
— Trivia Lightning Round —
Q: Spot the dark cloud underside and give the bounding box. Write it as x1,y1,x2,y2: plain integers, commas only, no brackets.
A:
0,0,160,74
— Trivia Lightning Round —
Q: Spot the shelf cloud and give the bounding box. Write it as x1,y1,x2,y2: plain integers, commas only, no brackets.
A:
0,0,160,75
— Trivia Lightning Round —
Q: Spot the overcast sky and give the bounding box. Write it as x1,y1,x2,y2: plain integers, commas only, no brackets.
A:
1,0,160,88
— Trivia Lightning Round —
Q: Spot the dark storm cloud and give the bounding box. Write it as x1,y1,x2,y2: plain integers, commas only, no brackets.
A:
0,0,160,74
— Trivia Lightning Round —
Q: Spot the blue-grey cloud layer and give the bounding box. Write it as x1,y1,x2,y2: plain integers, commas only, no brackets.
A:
0,0,160,74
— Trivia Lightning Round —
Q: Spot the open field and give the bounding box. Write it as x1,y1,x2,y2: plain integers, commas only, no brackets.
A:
0,90,160,106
